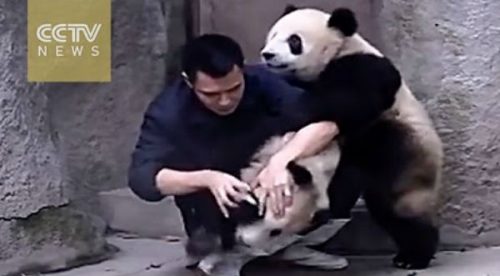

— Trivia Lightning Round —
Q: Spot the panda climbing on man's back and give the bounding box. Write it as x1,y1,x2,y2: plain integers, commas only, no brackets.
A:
260,5,444,269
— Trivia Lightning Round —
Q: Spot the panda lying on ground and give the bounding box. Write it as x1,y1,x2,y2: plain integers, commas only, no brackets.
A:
234,132,340,247
257,5,444,269
199,48,408,270
186,131,342,264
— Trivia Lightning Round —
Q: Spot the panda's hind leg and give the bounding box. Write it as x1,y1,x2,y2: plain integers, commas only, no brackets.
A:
356,118,439,269
363,189,438,269
327,161,365,219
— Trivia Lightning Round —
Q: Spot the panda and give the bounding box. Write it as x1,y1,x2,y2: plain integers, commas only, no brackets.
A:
258,5,444,270
234,131,341,247
185,131,342,271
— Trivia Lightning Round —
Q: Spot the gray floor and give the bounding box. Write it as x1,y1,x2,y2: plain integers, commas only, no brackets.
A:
44,235,500,276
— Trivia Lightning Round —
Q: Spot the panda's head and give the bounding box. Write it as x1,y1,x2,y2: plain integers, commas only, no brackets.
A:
232,161,319,248
261,5,358,81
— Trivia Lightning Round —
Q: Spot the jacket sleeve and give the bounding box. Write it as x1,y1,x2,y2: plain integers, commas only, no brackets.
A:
128,93,177,202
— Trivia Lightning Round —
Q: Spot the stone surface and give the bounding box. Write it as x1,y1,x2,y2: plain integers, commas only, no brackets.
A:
0,1,108,274
0,0,187,274
99,188,185,238
244,247,500,276
0,207,109,276
46,0,187,218
46,236,189,276
44,235,500,276
376,0,500,246
0,0,67,220
198,0,381,62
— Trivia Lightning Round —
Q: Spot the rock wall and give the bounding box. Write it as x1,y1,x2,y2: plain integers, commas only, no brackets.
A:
45,0,186,216
0,1,108,274
0,0,186,274
376,0,500,248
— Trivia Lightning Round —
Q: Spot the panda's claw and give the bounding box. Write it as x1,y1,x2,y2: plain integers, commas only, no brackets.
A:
392,254,431,270
243,194,257,206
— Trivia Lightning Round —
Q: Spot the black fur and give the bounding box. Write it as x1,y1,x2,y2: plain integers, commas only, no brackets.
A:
228,195,262,226
294,53,404,218
300,53,402,135
351,119,438,269
229,161,314,224
364,185,438,269
328,119,413,219
186,158,316,256
178,191,237,253
259,6,439,268
287,34,303,55
328,8,358,36
185,228,220,258
282,4,299,17
286,161,313,186
288,51,438,268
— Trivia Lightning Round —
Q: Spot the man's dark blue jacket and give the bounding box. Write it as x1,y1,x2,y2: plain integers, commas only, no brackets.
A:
128,65,307,204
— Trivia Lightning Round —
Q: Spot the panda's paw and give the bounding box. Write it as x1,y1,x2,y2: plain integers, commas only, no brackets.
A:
392,253,432,270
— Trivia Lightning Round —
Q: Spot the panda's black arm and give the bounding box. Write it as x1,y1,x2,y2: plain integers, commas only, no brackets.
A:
311,87,393,134
308,54,402,134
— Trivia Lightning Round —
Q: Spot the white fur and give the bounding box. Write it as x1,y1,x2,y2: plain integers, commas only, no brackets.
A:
262,8,443,218
236,132,341,247
262,9,342,81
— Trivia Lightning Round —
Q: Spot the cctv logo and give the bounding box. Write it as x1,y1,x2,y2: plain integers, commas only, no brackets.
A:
36,24,102,43
36,23,102,57
28,0,111,82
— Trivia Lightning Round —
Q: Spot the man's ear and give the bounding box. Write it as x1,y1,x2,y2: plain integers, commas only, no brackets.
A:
182,71,193,88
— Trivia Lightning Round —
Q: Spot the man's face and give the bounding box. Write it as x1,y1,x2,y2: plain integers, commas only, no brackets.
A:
190,65,245,116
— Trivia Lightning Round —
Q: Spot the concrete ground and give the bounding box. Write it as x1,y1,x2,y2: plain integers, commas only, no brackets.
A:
44,235,500,276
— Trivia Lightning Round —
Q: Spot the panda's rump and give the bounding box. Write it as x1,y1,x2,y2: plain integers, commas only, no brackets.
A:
344,117,438,207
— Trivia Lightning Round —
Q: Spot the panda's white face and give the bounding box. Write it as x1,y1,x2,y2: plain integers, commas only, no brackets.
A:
235,185,318,248
234,131,340,249
261,9,345,81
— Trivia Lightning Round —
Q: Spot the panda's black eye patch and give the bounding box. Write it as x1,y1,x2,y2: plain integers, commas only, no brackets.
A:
287,34,303,55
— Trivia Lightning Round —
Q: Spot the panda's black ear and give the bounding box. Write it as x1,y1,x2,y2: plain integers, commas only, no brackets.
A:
328,8,358,36
281,4,299,17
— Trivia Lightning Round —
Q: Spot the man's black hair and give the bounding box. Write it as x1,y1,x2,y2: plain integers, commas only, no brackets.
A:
181,34,244,83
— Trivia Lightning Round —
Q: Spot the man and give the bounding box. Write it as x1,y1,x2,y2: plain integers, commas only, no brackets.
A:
128,34,343,269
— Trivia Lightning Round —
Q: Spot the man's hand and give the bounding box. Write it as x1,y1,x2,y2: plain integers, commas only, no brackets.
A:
251,157,293,218
251,122,338,218
205,170,252,218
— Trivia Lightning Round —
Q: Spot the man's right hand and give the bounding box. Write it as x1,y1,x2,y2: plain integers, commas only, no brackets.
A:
204,170,252,218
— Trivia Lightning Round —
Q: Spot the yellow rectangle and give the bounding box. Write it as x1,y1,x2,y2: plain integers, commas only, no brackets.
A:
28,0,111,82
